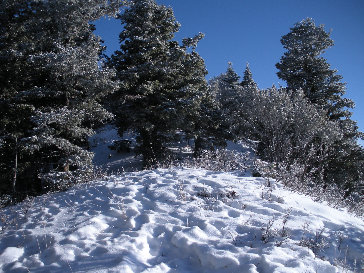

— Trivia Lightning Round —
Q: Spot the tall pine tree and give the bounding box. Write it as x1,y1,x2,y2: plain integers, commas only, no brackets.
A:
276,18,364,193
211,63,244,141
109,0,208,166
276,18,353,121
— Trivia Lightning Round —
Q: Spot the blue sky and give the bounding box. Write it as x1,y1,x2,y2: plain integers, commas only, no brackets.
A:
94,0,364,140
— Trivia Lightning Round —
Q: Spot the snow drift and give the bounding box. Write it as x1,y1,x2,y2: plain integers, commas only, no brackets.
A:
0,168,363,272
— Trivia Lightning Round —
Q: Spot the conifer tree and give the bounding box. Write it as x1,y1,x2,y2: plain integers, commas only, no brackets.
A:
276,18,353,121
276,18,364,193
211,63,243,140
221,62,240,89
0,0,123,199
241,63,257,89
215,62,241,102
109,0,208,166
192,86,231,156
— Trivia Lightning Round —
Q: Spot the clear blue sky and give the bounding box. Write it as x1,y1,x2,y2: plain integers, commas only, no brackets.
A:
94,0,364,141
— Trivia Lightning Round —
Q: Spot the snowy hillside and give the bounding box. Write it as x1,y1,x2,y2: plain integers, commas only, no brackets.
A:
89,125,142,173
0,168,363,272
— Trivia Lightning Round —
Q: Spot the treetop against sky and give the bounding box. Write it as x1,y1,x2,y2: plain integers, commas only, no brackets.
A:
94,0,364,141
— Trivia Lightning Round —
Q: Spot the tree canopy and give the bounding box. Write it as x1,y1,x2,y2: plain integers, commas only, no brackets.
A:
276,18,354,121
108,0,209,166
0,0,123,199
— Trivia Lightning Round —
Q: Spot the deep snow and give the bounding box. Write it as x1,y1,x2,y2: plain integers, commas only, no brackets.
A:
0,167,363,272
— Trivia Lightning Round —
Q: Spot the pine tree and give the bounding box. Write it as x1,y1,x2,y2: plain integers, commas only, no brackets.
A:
109,0,208,166
211,63,244,141
276,18,364,193
192,86,231,156
221,62,240,89
241,63,257,89
276,18,353,121
0,0,123,200
215,62,241,102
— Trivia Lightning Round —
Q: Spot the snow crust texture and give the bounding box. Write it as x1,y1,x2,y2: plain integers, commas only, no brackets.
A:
0,168,363,272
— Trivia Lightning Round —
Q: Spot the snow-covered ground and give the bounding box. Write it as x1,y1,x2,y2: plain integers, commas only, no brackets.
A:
89,124,143,173
0,168,363,272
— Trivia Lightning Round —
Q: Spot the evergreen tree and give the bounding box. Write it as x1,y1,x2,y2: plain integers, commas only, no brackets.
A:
215,62,241,103
221,62,240,89
192,84,231,156
276,18,353,121
241,63,257,89
211,63,245,141
109,0,208,166
276,18,364,193
0,0,122,199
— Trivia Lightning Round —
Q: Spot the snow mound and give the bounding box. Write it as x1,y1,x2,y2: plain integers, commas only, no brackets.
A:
0,168,363,272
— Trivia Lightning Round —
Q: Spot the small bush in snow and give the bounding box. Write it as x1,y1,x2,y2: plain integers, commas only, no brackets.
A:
261,209,292,246
299,226,328,257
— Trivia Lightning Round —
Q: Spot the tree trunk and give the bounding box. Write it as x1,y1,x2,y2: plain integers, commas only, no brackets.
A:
194,136,204,157
13,137,18,194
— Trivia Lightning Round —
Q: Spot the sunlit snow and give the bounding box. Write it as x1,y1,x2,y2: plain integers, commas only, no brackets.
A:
0,167,363,272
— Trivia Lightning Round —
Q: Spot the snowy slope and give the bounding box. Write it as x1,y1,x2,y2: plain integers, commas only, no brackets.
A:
89,124,142,173
0,168,363,272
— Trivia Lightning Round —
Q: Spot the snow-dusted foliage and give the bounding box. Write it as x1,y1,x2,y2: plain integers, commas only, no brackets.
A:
211,67,359,191
239,87,342,164
241,63,258,89
276,18,364,194
108,0,210,166
0,0,124,199
276,18,352,120
208,63,244,142
221,62,241,88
